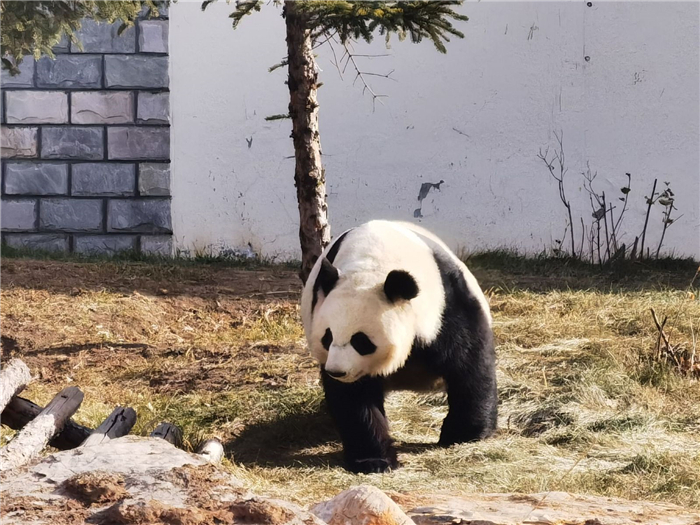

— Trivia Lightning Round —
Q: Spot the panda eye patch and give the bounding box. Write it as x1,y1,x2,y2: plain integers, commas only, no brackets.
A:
350,332,376,356
321,328,333,351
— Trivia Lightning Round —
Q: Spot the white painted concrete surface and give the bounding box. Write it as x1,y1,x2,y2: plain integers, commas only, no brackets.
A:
170,1,699,260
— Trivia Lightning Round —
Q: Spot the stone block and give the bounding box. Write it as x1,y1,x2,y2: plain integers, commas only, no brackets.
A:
138,163,170,196
139,20,168,53
1,199,37,231
140,235,172,256
72,163,135,196
5,162,68,195
104,55,168,89
0,59,35,87
36,55,102,89
71,20,136,53
41,127,104,159
53,34,71,53
71,91,134,124
4,233,69,253
40,198,103,232
137,92,169,124
75,235,137,255
1,127,38,158
108,199,171,233
108,127,169,160
5,91,68,124
139,2,169,19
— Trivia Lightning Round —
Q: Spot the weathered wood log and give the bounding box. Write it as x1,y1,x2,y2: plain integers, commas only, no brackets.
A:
0,386,83,470
0,359,31,413
80,406,137,447
196,438,224,464
150,422,182,447
1,396,91,450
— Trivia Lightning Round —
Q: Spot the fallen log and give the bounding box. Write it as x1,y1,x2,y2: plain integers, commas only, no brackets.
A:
0,359,32,412
0,386,83,470
1,396,91,450
150,422,182,447
81,407,137,447
196,438,224,464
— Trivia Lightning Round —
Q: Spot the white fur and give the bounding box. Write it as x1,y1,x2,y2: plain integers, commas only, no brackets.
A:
300,220,490,381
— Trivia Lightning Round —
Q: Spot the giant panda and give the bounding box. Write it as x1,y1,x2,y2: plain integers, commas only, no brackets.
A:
300,220,497,474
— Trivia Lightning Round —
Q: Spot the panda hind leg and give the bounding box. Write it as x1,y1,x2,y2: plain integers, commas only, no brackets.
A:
321,370,398,474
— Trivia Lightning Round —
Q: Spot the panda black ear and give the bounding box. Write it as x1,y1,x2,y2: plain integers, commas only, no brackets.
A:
317,258,339,296
384,270,419,303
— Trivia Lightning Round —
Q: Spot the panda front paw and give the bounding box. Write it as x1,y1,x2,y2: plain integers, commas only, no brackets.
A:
347,455,399,474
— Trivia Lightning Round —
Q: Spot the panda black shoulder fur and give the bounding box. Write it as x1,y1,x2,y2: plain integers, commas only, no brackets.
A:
301,220,497,474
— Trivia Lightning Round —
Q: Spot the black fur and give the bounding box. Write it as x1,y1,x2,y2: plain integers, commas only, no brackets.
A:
350,332,377,355
321,233,497,473
311,229,352,311
384,270,419,303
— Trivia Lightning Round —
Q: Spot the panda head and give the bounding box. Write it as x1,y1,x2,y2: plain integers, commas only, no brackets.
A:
309,258,420,383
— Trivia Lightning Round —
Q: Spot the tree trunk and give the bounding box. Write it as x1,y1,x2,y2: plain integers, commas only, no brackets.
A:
0,358,32,413
284,1,331,284
80,406,137,447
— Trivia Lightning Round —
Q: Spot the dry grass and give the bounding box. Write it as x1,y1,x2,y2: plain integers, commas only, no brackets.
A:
1,254,699,508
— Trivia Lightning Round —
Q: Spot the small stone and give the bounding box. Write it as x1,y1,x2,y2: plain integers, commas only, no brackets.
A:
74,235,137,255
1,127,38,158
137,92,169,124
108,127,169,160
42,127,104,160
312,485,416,525
108,199,171,233
104,55,168,89
139,20,169,53
5,162,68,195
4,233,69,253
140,235,172,256
40,198,103,232
36,55,102,89
71,19,136,53
1,199,37,231
72,163,136,196
0,59,35,87
5,91,69,124
71,91,134,124
139,163,170,195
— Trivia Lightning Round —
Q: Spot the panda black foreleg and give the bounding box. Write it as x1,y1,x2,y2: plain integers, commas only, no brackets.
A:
321,369,398,474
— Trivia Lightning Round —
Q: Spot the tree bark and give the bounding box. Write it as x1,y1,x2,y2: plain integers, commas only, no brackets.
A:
0,386,83,470
80,406,136,447
1,395,91,450
0,358,32,412
284,1,331,283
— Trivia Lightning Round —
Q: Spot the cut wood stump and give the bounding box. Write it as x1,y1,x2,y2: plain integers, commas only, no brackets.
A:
0,358,32,412
150,422,182,447
1,396,91,450
196,438,224,464
0,386,83,470
81,407,137,447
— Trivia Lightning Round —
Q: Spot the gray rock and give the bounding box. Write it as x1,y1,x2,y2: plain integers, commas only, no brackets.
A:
5,91,69,124
139,20,169,53
74,235,137,255
72,163,135,196
0,58,35,87
53,34,71,53
5,162,68,195
41,127,104,160
104,55,168,89
139,163,170,196
1,199,37,231
108,127,169,160
1,127,38,158
137,92,169,124
71,91,134,124
36,55,102,88
71,19,136,53
108,199,171,233
40,198,103,232
140,235,172,256
4,233,69,253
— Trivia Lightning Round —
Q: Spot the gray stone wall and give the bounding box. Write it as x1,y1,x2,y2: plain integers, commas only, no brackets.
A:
1,8,171,256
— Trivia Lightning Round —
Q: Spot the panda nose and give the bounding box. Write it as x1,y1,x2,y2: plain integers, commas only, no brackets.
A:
326,370,346,379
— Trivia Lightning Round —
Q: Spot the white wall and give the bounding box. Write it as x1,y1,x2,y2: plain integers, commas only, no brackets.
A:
170,1,700,260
